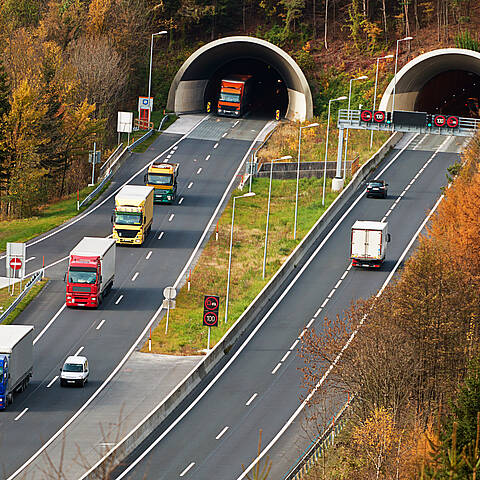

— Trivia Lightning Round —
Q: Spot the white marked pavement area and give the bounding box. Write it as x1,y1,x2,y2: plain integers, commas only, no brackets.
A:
22,352,201,479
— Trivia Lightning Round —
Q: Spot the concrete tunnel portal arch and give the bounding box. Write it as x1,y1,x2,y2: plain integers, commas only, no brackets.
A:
167,36,313,122
379,48,480,118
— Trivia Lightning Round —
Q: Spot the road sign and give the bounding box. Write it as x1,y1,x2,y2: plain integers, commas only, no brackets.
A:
9,258,22,271
360,110,373,122
163,286,177,300
447,115,459,128
6,242,26,279
373,111,385,123
88,151,101,164
434,115,446,127
203,295,219,327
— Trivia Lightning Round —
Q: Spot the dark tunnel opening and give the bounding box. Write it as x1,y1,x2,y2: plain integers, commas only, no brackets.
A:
203,58,289,119
414,70,480,117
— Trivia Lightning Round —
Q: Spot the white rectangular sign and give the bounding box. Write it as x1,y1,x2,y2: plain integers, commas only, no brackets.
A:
117,111,133,133
6,242,26,279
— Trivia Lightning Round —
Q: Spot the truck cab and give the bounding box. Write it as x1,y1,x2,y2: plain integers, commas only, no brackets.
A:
217,74,253,117
0,355,9,408
66,255,102,307
144,162,179,204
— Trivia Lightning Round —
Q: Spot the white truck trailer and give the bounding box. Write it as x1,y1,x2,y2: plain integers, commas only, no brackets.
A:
0,325,34,409
66,237,116,308
350,221,390,268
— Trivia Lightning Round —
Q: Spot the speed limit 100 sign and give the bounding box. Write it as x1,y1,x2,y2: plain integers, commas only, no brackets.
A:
203,295,220,327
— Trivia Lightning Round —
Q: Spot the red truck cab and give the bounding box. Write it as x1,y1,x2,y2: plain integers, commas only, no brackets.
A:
66,255,102,308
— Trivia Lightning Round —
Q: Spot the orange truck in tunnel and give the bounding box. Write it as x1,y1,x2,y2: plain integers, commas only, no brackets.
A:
217,74,253,117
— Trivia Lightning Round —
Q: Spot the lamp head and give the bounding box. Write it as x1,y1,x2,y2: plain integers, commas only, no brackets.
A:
384,54,394,59
356,75,368,81
335,96,348,101
400,36,413,41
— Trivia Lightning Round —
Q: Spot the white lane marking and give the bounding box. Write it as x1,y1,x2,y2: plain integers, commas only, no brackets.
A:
158,232,164,240
271,363,282,375
413,134,428,150
14,408,28,421
163,158,169,163
334,280,342,289
281,351,291,362
381,216,387,222
34,304,67,345
0,115,211,263
25,257,36,263
404,184,411,191
96,320,106,330
327,288,335,298
75,346,84,356
197,168,202,174
233,120,239,126
180,462,195,477
166,154,171,159
299,329,306,339
214,143,219,149
236,156,453,480
216,426,229,440
306,318,315,328
73,121,276,480
170,150,175,154
205,155,210,161
173,146,178,150
341,270,349,280
222,132,227,138
246,393,258,406
169,214,175,222
146,251,152,260
321,298,329,308
131,272,139,282
179,198,184,205
347,263,353,271
115,295,123,305
47,376,58,388
188,182,193,189
313,307,322,317
290,340,299,351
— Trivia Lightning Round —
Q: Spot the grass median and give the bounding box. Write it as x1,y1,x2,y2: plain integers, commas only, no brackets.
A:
142,176,339,355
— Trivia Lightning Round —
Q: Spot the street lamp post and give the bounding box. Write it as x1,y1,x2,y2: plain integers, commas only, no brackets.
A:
392,36,413,117
323,96,347,205
370,54,394,149
294,122,319,240
343,76,367,181
147,30,167,121
263,155,292,279
225,192,256,323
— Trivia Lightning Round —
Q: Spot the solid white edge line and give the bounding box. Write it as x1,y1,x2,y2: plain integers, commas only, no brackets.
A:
14,408,28,421
115,295,123,305
96,320,106,330
271,363,282,375
246,393,258,406
281,351,291,362
14,120,276,480
75,346,84,356
180,462,195,477
33,304,67,345
215,426,229,440
47,376,58,388
0,115,211,261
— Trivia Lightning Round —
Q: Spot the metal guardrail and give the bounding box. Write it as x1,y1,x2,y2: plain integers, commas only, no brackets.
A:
100,143,123,174
78,172,112,210
0,270,44,323
338,109,480,137
128,129,154,151
158,114,171,131
283,399,352,480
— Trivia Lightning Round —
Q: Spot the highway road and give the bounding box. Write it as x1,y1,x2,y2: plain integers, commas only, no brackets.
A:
109,133,467,480
0,115,272,478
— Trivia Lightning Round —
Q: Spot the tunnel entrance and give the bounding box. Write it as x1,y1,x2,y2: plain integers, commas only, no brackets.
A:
415,70,480,117
167,36,313,122
203,58,289,119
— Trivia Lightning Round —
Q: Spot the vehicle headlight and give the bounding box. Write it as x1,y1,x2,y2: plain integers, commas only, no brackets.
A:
91,297,96,302
168,195,172,200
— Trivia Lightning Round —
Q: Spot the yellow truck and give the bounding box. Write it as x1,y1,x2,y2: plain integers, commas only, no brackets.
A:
144,162,179,204
112,185,154,245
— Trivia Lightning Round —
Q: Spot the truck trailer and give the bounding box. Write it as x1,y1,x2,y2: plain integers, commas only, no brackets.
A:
350,220,390,268
217,74,253,117
145,162,179,204
0,325,34,409
112,185,154,244
66,237,116,308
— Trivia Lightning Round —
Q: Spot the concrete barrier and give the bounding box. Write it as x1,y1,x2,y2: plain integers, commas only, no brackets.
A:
84,130,403,479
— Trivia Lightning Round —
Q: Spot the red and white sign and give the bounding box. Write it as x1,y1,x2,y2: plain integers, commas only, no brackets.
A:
373,111,386,123
9,258,22,271
434,115,446,127
360,110,373,122
447,116,459,128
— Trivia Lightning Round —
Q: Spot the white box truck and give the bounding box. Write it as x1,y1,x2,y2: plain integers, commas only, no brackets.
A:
0,325,34,409
351,221,390,268
66,237,116,308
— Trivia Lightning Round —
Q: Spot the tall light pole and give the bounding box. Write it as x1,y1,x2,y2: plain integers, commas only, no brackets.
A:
225,192,256,323
147,30,167,121
294,122,319,240
392,36,413,117
370,54,394,149
263,155,292,279
343,75,367,180
323,96,347,206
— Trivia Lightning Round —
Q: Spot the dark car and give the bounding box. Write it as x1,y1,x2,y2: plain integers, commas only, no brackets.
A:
366,180,388,198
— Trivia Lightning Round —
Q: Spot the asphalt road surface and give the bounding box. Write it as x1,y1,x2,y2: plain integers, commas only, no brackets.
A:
0,115,272,479
109,133,467,480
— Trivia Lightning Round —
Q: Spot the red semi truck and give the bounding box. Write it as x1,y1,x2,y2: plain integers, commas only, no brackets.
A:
65,237,116,308
217,74,253,117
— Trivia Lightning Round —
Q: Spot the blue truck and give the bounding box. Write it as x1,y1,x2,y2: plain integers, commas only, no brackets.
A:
0,325,34,409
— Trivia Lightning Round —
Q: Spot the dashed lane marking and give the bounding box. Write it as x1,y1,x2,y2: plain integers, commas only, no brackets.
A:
115,295,123,305
246,393,258,406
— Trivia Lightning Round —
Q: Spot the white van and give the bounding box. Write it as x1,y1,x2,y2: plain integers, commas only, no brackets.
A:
60,355,89,387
